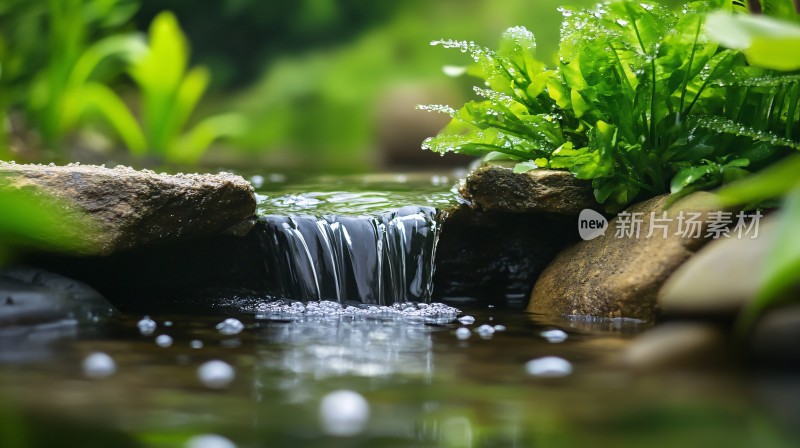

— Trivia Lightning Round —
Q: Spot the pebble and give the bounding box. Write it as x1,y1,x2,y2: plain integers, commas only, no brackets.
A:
155,334,173,348
319,390,370,436
525,356,572,377
82,352,116,379
455,327,471,340
216,318,244,335
198,360,235,388
540,329,568,343
185,434,236,448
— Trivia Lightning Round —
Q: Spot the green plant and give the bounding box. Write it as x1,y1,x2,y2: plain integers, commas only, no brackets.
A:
420,0,800,211
0,178,98,264
110,11,245,164
0,0,139,153
1,4,239,164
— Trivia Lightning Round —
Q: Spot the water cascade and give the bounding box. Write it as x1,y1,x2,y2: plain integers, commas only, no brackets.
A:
258,206,444,304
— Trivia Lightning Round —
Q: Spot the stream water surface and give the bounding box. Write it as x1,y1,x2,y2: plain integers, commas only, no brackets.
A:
0,172,798,447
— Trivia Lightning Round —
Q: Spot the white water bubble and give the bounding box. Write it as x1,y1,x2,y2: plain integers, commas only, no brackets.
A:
319,390,370,437
190,340,204,349
458,315,476,325
137,316,156,335
540,329,568,343
82,352,116,379
155,334,173,348
455,327,471,340
185,434,236,448
493,325,507,332
216,318,244,335
525,356,573,377
164,321,173,327
198,360,235,389
476,324,496,338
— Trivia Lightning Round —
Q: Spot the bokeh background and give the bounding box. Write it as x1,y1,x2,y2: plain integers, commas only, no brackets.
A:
0,0,683,172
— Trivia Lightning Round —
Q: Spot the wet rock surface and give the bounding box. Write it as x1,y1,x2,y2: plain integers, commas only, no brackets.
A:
460,164,597,215
0,267,113,362
0,162,256,255
0,266,111,327
659,215,779,318
620,322,731,371
528,193,725,321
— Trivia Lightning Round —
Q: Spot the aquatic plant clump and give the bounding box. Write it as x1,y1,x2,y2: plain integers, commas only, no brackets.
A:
420,0,800,211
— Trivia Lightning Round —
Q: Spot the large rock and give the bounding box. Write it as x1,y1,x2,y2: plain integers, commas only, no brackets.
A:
0,162,256,255
620,322,730,371
459,164,597,215
659,214,778,318
528,193,725,321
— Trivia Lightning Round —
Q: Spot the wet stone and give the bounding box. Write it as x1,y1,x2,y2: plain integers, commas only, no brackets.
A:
460,164,597,215
0,162,256,255
621,322,729,371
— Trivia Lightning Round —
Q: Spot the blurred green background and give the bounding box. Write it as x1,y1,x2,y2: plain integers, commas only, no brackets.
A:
0,0,683,171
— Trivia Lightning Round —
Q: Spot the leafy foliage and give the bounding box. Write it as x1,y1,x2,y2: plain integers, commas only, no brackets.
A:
0,178,98,264
0,3,240,164
420,0,800,211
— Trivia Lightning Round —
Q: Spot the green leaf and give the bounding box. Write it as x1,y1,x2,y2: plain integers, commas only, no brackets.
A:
513,160,538,173
705,11,800,70
717,154,800,206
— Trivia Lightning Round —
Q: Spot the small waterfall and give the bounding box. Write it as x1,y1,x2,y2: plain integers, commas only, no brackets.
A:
258,206,443,305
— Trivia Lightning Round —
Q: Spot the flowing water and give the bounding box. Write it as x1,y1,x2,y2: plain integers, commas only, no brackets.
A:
254,173,458,305
1,172,799,447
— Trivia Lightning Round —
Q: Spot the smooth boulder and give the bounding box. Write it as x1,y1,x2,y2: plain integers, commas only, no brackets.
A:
0,162,256,255
528,193,726,321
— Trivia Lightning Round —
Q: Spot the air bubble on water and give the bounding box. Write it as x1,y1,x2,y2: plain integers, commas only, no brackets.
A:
137,316,156,335
198,360,235,389
458,316,475,325
155,334,173,348
319,390,370,437
540,329,568,343
476,324,496,338
82,352,116,379
493,325,506,332
190,340,204,349
455,327,471,340
185,434,236,448
164,321,173,327
216,318,244,335
525,356,573,377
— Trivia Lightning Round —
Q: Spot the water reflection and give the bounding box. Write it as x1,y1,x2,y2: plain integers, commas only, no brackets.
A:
254,301,457,379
